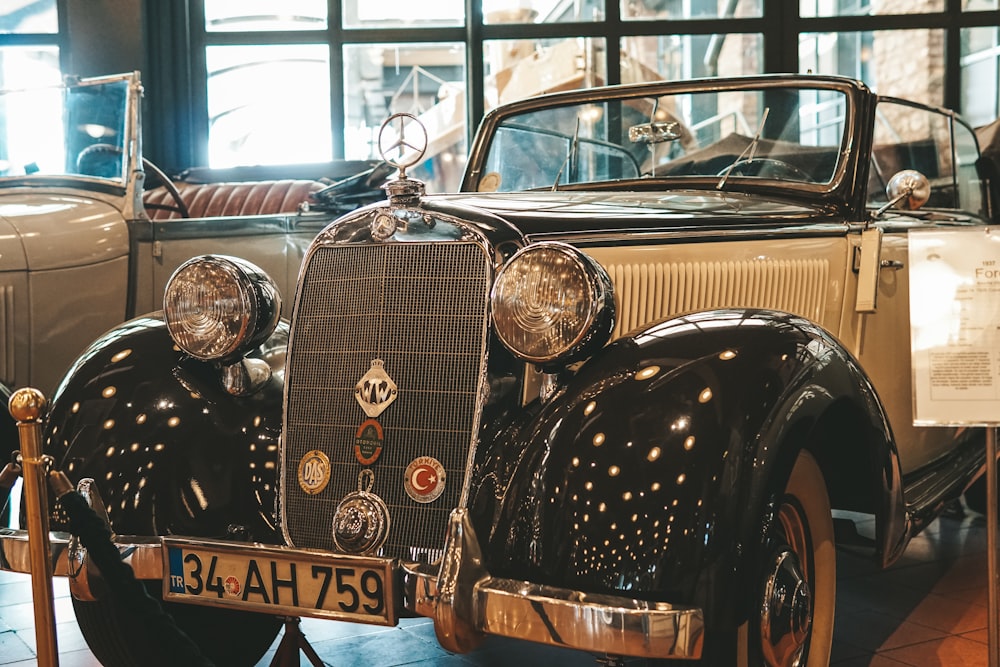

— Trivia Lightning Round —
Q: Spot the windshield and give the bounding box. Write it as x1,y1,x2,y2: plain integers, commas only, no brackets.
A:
475,85,848,192
0,75,132,183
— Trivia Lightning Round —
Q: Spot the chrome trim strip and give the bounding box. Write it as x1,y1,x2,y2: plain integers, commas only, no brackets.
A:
397,559,703,660
0,522,703,660
0,284,13,386
0,529,162,579
475,579,703,659
525,222,852,246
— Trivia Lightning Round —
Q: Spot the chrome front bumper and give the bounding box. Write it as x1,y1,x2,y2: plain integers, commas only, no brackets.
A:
0,510,703,660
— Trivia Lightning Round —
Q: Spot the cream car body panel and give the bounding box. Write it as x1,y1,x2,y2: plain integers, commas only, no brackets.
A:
0,191,128,392
130,213,334,317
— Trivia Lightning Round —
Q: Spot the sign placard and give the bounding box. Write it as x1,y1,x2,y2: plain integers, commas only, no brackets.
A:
909,228,1000,426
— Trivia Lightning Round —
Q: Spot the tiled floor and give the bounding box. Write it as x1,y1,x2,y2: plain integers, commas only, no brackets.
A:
0,505,996,666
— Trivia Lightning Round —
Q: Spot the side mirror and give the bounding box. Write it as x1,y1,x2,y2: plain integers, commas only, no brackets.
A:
879,169,931,214
628,121,680,145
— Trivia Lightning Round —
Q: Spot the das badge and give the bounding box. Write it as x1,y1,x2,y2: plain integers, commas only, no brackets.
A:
404,456,446,503
297,450,331,495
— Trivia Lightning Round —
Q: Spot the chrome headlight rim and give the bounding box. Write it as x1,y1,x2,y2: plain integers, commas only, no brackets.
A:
490,241,615,367
163,254,281,363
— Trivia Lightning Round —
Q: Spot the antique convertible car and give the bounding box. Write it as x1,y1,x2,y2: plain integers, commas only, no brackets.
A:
0,74,992,666
0,71,386,495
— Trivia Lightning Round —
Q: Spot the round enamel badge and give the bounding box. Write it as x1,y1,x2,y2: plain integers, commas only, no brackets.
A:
224,575,241,597
298,450,331,495
354,419,384,465
403,456,446,503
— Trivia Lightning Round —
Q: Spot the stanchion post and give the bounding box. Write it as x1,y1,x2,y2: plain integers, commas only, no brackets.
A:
9,387,59,667
989,426,999,667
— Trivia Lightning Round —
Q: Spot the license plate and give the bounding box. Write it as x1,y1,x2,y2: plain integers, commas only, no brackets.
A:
162,537,396,625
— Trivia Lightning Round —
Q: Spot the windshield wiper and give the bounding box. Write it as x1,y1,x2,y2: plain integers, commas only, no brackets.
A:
716,106,770,190
552,118,581,191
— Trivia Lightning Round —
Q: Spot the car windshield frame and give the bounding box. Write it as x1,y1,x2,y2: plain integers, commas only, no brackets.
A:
463,75,865,208
0,72,139,191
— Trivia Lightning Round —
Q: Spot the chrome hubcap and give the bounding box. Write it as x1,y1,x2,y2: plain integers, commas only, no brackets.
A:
760,548,811,667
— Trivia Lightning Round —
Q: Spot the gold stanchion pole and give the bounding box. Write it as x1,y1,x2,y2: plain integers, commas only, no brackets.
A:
9,388,59,666
989,427,999,667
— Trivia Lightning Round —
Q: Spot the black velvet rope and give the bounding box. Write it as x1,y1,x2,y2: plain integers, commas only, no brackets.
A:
59,490,215,667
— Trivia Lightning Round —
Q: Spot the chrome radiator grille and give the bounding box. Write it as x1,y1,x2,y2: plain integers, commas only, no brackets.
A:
282,242,491,559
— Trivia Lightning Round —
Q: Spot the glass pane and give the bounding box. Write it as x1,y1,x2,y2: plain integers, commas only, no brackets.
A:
0,46,60,89
0,47,62,177
621,34,763,81
954,120,983,214
206,45,332,167
343,0,462,28
0,75,130,182
961,27,1000,127
871,101,957,208
344,43,466,192
485,0,602,24
800,0,942,17
476,86,847,192
484,37,606,108
624,0,762,21
964,0,998,9
0,0,58,33
204,0,327,32
799,30,945,106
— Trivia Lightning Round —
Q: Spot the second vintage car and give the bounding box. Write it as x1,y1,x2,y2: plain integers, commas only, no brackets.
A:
0,73,991,666
0,72,388,503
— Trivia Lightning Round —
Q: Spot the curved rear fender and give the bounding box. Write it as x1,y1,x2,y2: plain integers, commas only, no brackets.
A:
483,309,898,622
43,315,286,543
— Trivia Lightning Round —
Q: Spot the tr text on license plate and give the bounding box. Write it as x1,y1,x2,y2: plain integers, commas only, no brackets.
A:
162,537,395,625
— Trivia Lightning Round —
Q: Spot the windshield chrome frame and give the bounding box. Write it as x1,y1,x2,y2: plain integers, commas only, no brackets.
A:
463,74,869,215
0,71,142,214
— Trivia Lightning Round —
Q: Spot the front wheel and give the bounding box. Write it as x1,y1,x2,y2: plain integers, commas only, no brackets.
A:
743,450,836,667
73,581,282,667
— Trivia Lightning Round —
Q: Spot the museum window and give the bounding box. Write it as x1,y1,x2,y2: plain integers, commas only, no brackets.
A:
962,25,1000,126
0,0,64,179
141,0,1000,192
0,0,62,89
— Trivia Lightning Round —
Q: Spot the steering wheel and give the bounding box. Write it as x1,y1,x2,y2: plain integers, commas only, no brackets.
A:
717,157,811,181
141,157,190,218
75,142,126,178
76,143,190,218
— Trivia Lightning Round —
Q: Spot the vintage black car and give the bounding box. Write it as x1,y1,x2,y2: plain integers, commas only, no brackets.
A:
0,74,992,666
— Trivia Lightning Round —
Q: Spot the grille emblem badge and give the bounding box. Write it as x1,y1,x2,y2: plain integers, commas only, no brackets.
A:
371,212,398,241
354,419,384,466
297,450,331,495
404,456,446,503
355,359,397,418
332,469,391,554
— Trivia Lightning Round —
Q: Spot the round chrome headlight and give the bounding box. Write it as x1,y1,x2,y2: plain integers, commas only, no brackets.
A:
164,255,281,361
491,242,615,366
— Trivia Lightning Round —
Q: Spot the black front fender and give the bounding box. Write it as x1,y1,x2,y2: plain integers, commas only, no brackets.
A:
44,315,286,543
479,308,896,626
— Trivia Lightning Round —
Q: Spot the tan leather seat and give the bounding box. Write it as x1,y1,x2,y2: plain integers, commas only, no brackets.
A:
142,179,324,220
